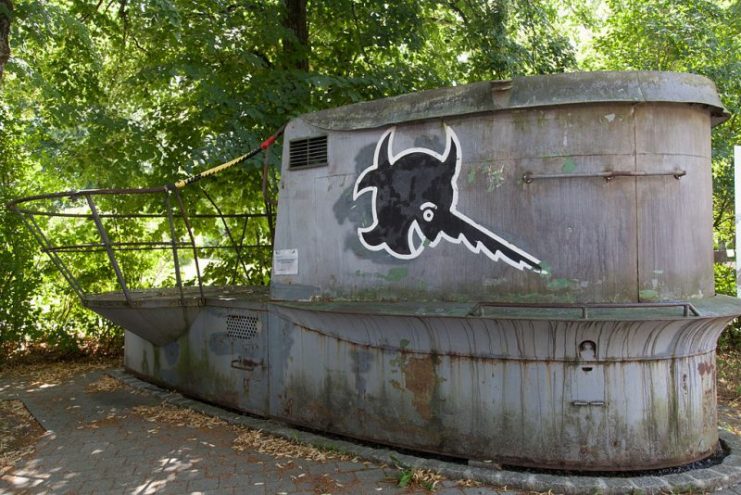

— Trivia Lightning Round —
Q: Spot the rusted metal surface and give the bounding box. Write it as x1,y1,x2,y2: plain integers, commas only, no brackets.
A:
123,295,735,470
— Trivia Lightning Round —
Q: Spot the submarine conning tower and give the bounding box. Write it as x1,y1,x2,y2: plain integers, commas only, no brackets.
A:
265,71,741,470
273,70,728,304
97,71,741,473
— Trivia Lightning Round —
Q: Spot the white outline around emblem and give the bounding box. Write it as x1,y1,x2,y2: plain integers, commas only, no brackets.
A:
353,126,542,271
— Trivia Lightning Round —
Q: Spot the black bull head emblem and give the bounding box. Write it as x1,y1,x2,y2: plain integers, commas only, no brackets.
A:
353,126,542,272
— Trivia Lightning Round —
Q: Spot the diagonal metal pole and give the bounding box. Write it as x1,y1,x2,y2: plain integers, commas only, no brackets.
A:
19,210,85,300
736,146,741,298
85,194,133,305
164,189,185,306
173,188,205,302
199,186,251,282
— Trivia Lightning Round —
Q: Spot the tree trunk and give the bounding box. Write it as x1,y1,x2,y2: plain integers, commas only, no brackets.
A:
0,0,11,80
282,0,309,71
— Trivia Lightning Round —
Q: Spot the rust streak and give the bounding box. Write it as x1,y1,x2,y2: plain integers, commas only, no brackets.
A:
401,355,437,421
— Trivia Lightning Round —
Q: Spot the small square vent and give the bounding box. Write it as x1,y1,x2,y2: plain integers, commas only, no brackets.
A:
289,136,328,169
226,314,260,341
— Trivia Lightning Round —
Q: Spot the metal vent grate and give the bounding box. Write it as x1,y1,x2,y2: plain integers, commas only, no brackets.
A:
226,314,259,341
289,136,328,169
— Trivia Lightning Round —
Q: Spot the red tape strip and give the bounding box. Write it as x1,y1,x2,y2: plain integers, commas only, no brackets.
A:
260,135,277,150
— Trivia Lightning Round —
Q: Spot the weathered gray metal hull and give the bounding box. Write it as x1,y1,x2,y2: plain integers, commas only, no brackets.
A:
100,72,741,471
122,295,739,471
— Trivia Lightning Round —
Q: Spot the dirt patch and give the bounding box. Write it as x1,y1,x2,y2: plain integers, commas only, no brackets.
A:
298,472,354,494
0,400,45,473
77,412,128,430
132,403,228,429
717,349,741,437
131,401,359,463
0,358,120,388
232,428,356,462
85,374,129,393
718,348,741,406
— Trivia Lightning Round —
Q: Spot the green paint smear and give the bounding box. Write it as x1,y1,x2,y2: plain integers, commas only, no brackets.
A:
467,167,477,184
561,158,576,173
547,278,571,291
538,261,552,277
399,338,410,349
384,267,408,282
639,289,659,301
373,267,409,283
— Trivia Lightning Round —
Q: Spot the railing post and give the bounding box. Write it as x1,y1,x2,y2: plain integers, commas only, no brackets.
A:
173,188,205,302
735,145,741,298
164,189,185,305
85,194,133,305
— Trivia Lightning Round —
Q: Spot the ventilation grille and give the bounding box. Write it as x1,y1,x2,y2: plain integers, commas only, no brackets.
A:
289,136,328,169
226,314,259,341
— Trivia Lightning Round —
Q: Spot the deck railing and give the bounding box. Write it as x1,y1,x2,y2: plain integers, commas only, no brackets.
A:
8,185,273,306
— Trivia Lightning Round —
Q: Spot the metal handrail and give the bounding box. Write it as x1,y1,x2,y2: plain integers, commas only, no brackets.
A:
469,300,700,319
7,185,273,306
522,169,686,184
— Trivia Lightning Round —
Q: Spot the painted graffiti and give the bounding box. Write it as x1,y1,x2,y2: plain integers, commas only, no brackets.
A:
353,126,541,271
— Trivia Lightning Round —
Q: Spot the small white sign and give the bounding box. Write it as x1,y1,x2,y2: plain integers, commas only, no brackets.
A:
274,249,298,275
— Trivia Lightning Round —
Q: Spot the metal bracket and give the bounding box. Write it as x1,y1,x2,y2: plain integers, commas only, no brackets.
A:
571,400,606,407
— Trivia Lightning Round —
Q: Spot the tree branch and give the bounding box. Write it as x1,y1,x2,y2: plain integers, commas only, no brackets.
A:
0,0,12,81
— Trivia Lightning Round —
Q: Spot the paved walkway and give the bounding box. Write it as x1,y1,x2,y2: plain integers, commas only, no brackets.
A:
0,367,481,495
1,366,740,495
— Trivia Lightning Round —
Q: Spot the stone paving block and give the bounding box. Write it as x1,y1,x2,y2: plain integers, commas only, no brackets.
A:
725,454,741,468
602,476,638,494
335,460,371,472
354,468,390,484
689,467,727,481
626,475,672,494
462,487,500,495
714,488,741,495
204,461,237,477
233,460,269,476
0,473,39,489
431,488,466,495
201,489,238,495
214,473,254,489
134,478,188,494
327,470,360,484
187,477,221,492
651,472,694,492
262,478,302,493
82,477,119,492
241,480,268,494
